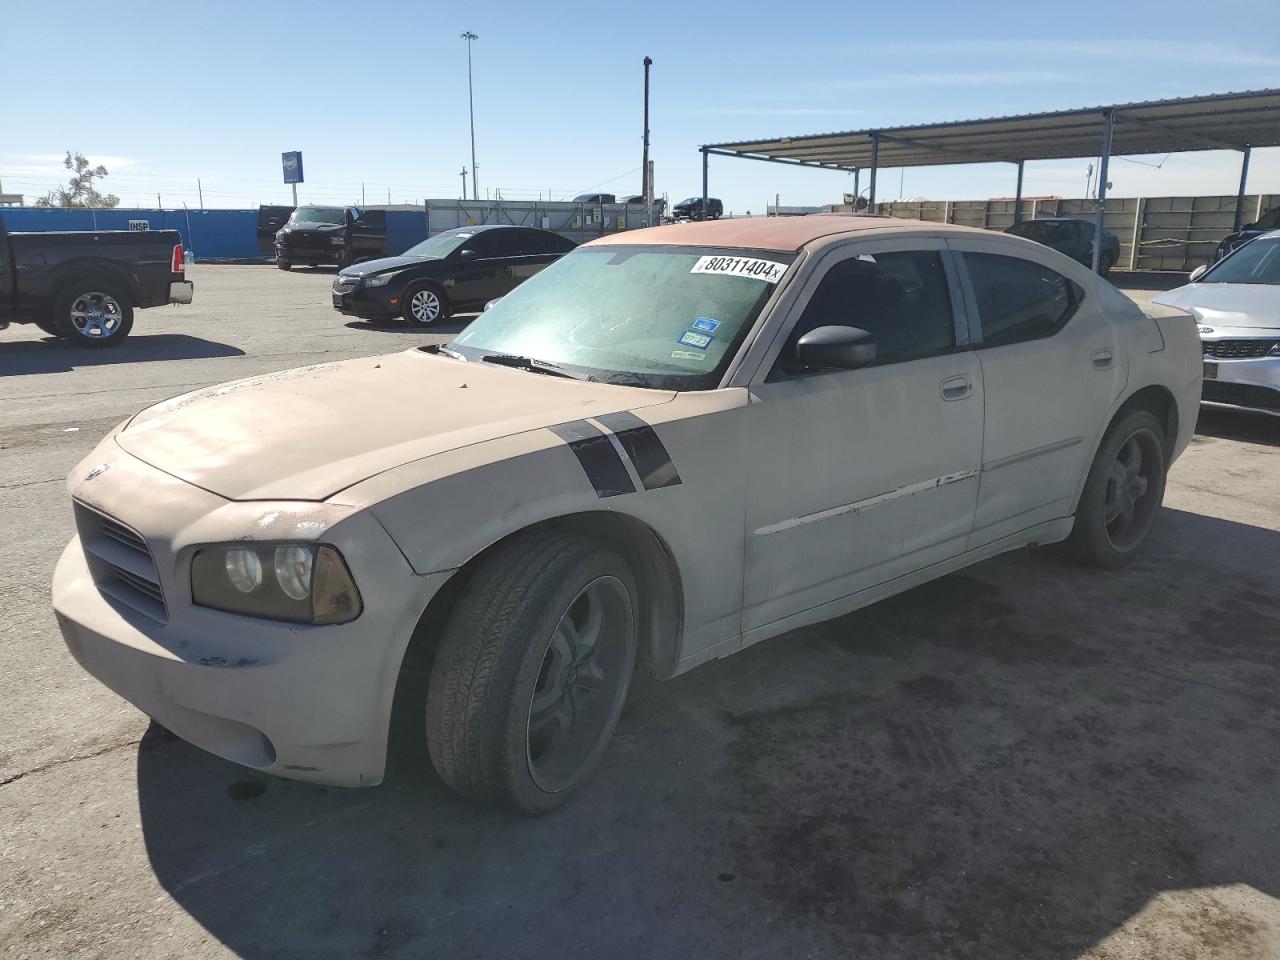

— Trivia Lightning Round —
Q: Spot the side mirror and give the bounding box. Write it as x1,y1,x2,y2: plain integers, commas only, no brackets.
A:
459,248,478,262
795,325,877,370
1188,264,1209,282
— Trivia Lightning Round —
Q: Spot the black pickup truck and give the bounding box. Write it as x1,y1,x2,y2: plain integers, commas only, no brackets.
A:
0,213,193,347
272,205,386,269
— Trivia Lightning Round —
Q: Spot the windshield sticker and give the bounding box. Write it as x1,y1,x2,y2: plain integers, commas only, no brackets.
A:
690,255,787,283
691,316,720,333
677,331,713,350
671,349,707,362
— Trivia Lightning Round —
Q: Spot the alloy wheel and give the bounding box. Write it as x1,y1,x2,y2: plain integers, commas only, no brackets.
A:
410,289,441,324
70,292,124,340
1103,431,1160,551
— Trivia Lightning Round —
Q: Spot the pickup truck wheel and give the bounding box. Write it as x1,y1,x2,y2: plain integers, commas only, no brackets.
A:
277,260,292,271
34,317,58,336
401,283,450,326
426,531,639,815
1068,409,1167,568
52,284,134,347
1099,252,1115,277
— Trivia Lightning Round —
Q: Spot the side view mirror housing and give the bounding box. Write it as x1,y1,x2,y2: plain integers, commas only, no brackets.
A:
795,325,877,370
1188,264,1209,283
459,248,478,262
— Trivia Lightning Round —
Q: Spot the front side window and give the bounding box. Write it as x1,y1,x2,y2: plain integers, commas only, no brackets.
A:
1254,208,1280,230
964,253,1081,348
1205,236,1280,285
450,245,794,389
771,251,955,379
401,231,476,260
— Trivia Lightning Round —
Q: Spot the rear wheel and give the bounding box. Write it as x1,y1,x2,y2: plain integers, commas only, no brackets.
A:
52,282,134,347
426,531,639,815
1068,409,1167,567
277,260,292,271
401,283,450,326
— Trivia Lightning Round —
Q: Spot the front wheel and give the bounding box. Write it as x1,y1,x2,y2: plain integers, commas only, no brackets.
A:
1067,409,1167,567
52,283,134,347
401,283,450,326
277,260,292,271
426,531,639,815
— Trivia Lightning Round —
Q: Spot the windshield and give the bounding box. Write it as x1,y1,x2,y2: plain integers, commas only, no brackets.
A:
448,245,795,389
1255,208,1280,230
402,231,477,259
1203,237,1280,285
289,207,345,225
1012,220,1074,242
678,198,702,206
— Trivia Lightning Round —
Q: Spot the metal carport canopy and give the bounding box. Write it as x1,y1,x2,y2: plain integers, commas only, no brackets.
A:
700,89,1280,271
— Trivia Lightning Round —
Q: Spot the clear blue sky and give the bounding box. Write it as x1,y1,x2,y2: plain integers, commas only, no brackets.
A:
3,0,1278,213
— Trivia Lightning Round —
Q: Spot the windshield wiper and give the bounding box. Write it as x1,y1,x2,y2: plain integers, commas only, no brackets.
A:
480,353,586,380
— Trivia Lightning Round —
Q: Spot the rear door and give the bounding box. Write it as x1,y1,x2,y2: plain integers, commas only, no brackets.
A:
950,238,1127,547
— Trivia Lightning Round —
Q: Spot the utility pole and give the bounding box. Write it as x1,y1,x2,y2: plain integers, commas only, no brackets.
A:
197,179,204,209
362,182,366,207
461,31,479,201
460,166,468,199
156,193,161,209
641,56,653,226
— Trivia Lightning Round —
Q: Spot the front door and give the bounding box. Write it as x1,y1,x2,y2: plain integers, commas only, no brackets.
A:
950,239,1128,547
742,240,984,634
449,231,508,310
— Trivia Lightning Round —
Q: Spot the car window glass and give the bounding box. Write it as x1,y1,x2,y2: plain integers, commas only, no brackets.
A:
771,250,955,379
466,232,500,258
1256,208,1280,230
964,253,1081,347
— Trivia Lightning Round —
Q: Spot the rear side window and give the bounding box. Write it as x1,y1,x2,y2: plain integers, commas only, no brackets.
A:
963,253,1082,347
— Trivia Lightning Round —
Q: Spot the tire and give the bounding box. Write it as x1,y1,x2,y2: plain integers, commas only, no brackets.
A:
1067,409,1167,567
52,281,134,347
401,282,450,326
34,317,58,336
1099,252,1115,277
426,531,639,815
277,260,292,271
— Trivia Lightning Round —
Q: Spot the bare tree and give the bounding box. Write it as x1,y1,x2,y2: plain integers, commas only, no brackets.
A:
34,152,121,209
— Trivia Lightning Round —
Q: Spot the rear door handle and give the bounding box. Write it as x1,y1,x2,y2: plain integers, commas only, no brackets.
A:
1092,349,1114,369
940,375,973,401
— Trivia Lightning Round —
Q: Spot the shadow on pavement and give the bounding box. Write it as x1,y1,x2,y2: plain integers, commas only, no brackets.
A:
343,316,476,336
1196,405,1280,447
0,334,243,376
136,508,1280,959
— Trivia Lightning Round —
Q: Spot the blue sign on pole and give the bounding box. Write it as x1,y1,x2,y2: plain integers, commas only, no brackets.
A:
282,151,304,185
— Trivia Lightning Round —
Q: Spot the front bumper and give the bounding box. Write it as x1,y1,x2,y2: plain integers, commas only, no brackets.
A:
331,282,398,319
51,446,450,786
1201,351,1280,415
169,280,193,304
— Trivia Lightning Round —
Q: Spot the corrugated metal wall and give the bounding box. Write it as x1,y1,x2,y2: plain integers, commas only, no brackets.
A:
0,207,263,261
862,194,1279,272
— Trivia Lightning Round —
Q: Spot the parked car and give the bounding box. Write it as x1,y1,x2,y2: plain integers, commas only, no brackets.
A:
332,225,576,325
1153,229,1280,415
274,206,385,270
1213,205,1280,262
673,196,723,220
54,215,1199,815
0,212,192,347
620,195,666,215
572,193,616,204
1005,217,1121,275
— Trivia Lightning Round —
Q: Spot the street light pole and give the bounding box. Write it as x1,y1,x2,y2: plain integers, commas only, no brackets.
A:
642,56,652,226
461,31,479,202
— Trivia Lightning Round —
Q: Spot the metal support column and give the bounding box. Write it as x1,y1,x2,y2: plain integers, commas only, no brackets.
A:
700,147,709,221
868,132,880,210
1092,110,1115,274
1232,146,1252,232
1013,160,1025,225
852,168,860,209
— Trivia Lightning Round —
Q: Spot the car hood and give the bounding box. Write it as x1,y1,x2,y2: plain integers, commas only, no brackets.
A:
116,350,674,501
1153,283,1280,330
338,255,430,278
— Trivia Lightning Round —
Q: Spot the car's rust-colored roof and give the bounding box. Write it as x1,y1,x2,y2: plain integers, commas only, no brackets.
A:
586,214,965,252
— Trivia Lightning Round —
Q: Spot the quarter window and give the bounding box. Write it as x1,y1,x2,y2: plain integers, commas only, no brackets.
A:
963,253,1081,347
772,250,955,378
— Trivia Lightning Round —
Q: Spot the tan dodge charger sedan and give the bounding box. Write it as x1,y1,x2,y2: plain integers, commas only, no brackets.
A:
53,215,1202,814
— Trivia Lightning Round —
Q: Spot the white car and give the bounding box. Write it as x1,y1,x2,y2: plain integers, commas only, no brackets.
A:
52,215,1201,814
1154,229,1280,416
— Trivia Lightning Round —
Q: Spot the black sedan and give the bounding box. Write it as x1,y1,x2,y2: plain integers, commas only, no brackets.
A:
332,225,576,325
1214,205,1280,262
1005,217,1121,275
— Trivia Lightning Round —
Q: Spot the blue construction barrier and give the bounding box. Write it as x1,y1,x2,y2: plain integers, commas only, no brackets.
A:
1,207,431,262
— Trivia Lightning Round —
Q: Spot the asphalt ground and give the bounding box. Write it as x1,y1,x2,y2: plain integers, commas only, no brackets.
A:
2,265,1279,959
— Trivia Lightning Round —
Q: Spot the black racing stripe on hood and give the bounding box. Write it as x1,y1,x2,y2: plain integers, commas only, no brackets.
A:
548,420,636,498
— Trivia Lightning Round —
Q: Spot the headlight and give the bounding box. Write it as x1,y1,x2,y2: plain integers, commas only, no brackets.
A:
330,236,346,245
191,543,362,624
364,272,396,287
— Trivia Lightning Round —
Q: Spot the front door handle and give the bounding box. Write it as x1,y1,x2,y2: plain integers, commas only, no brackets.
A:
1092,349,1114,369
940,375,974,401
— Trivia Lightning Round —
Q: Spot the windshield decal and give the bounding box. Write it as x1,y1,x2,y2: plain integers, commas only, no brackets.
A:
677,331,713,350
671,350,707,362
690,255,787,283
691,316,720,333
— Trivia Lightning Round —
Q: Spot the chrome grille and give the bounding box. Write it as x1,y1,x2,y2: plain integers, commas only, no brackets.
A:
332,276,357,294
1203,338,1278,360
74,503,167,622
